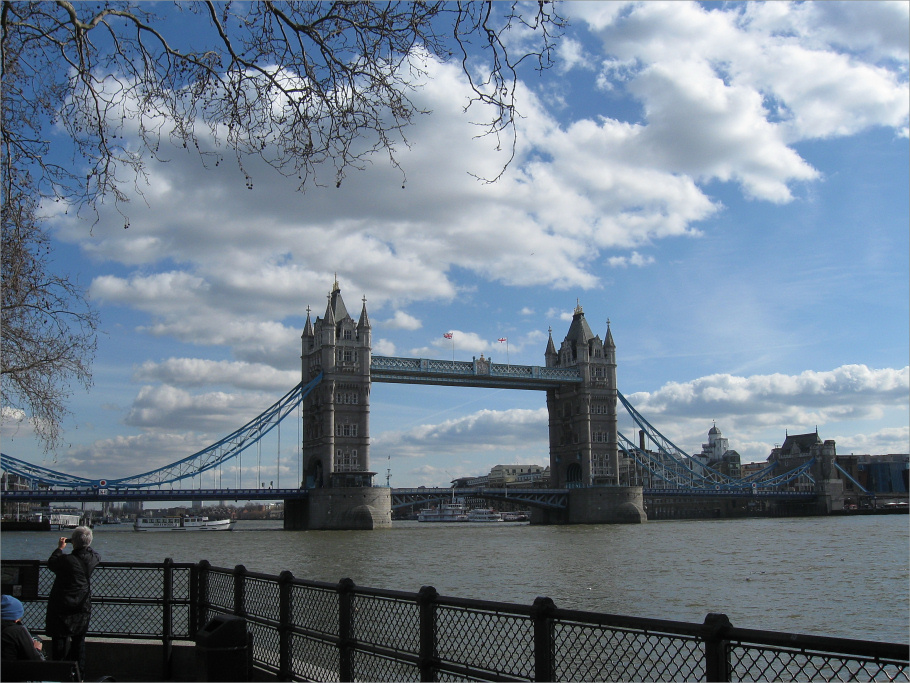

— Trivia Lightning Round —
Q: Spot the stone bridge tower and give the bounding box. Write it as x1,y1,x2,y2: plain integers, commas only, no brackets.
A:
287,279,391,530
542,303,645,524
545,302,619,487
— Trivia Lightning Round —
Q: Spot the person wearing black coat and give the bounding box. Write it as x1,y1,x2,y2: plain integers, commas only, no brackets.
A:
45,526,100,675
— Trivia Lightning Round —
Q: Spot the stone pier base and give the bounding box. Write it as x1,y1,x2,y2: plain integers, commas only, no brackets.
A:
284,488,392,530
531,486,646,525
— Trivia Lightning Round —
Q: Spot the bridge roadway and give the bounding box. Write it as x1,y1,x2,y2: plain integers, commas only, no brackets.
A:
370,355,582,390
2,486,817,505
0,487,307,503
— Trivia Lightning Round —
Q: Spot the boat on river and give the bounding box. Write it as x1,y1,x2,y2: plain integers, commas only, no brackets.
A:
417,500,469,522
133,515,234,532
466,508,502,522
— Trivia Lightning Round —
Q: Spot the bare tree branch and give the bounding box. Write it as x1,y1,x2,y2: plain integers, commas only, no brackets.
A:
0,0,564,449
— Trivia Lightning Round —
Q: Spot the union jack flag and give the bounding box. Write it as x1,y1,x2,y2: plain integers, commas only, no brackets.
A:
443,332,453,339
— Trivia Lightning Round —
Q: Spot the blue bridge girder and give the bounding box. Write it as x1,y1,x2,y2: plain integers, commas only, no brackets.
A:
0,488,308,503
642,488,816,499
0,373,323,490
391,487,569,510
2,483,820,506
370,356,582,390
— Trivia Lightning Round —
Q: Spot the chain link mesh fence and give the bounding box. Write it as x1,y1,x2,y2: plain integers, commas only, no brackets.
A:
4,559,906,681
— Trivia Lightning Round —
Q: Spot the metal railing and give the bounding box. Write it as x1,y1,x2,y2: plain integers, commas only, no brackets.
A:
4,559,907,682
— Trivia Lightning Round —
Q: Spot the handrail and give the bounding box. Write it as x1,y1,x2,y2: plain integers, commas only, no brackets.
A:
3,559,905,682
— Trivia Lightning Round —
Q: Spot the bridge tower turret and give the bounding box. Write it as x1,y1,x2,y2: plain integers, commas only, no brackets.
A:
292,278,390,530
546,303,619,487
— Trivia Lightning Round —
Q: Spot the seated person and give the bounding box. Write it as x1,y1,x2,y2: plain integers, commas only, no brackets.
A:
1,594,44,661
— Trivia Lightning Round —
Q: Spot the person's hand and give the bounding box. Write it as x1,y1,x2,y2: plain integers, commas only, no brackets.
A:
33,639,43,652
57,536,68,550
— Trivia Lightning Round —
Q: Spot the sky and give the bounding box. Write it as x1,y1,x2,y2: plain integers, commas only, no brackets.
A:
3,1,908,491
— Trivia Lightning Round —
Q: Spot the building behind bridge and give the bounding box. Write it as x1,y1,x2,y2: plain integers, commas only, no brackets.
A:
452,464,551,488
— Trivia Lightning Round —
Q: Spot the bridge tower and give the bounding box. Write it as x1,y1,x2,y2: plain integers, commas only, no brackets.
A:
287,279,391,530
542,303,645,523
546,302,619,487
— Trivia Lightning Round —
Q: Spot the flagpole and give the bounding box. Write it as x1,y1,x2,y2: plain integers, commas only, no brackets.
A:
445,332,454,367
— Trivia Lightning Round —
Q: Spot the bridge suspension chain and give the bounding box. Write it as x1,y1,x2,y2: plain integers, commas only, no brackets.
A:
1,373,323,490
0,453,95,488
109,372,322,488
617,391,735,488
617,391,820,492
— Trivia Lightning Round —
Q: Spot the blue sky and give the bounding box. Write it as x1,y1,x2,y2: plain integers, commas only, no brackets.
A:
3,1,908,489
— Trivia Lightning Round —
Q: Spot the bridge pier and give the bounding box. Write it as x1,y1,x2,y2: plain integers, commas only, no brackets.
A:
531,486,646,525
284,488,392,530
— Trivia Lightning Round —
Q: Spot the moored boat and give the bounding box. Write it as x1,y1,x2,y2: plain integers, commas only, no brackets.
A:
417,500,469,522
467,508,502,522
133,515,234,532
501,511,530,522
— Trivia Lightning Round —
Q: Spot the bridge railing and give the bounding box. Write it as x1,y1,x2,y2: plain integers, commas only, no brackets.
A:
371,355,582,382
4,559,907,682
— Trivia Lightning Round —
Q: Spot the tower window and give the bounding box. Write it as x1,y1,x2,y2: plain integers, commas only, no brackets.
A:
335,423,359,437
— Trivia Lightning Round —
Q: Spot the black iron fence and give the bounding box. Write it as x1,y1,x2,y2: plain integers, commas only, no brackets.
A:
3,559,907,682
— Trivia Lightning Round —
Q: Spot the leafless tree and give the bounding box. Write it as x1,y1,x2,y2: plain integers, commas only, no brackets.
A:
0,1,563,450
1,186,99,451
2,1,563,219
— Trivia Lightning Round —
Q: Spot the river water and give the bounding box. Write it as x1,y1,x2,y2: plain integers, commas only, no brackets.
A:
3,515,907,643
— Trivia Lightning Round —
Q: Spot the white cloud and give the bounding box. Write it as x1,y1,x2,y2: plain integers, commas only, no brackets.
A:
133,358,297,392
382,311,422,331
608,251,655,268
557,37,594,73
372,338,397,356
375,408,549,459
124,385,280,432
573,0,908,199
620,365,910,460
629,365,908,417
410,330,493,358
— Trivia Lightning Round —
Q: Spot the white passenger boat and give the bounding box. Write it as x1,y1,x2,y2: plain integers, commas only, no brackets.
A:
501,511,530,522
467,508,502,522
133,515,235,532
417,500,469,522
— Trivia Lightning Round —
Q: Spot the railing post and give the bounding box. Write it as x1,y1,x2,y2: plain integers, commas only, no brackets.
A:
337,577,356,683
278,570,293,681
162,558,174,680
233,564,247,618
194,560,210,636
532,596,556,682
703,612,733,682
417,585,439,682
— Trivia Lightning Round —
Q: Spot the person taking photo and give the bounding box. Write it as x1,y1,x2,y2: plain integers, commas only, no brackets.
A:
46,527,100,675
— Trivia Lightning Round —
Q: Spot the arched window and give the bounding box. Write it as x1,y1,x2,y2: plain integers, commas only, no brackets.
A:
566,463,583,488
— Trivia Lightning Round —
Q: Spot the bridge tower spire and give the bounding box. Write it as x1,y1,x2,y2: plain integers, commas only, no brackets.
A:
291,279,391,530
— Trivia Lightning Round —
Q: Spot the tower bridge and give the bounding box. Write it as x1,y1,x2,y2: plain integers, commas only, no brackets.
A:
1,281,844,530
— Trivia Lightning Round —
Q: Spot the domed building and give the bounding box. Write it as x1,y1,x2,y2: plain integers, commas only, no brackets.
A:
694,423,742,477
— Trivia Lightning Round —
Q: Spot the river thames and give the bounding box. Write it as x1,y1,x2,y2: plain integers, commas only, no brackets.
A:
3,514,907,643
